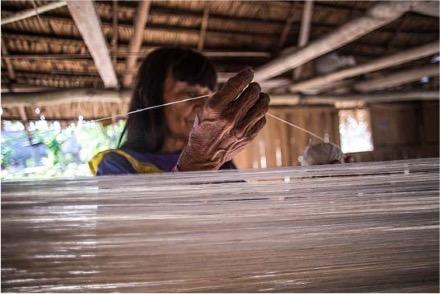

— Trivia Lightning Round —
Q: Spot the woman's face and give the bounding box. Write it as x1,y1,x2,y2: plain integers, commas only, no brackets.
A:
162,73,213,143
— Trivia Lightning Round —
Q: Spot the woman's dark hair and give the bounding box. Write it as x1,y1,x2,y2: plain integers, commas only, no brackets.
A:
120,47,217,152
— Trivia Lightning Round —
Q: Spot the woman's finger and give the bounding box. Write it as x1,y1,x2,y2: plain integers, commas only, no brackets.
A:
233,93,270,137
228,116,267,156
208,67,254,110
225,82,261,123
245,116,267,140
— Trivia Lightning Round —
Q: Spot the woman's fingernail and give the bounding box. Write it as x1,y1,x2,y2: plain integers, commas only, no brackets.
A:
242,66,253,74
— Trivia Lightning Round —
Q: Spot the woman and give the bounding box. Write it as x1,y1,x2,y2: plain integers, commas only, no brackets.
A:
89,47,269,175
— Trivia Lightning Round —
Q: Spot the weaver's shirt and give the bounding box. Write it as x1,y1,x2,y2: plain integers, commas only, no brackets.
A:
89,148,236,175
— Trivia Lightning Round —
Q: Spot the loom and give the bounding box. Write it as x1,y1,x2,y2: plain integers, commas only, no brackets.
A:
2,158,439,292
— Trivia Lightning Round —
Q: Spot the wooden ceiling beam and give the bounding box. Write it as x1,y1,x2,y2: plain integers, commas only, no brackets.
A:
253,1,424,82
4,51,271,60
2,89,131,107
270,91,439,106
1,0,67,26
2,11,436,51
67,0,118,88
5,31,427,61
2,4,438,37
354,64,439,92
289,42,439,93
122,0,151,88
3,89,438,108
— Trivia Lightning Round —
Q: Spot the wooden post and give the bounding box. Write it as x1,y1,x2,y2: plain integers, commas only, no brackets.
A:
289,42,439,93
278,2,297,49
67,0,119,88
253,1,418,82
122,0,151,88
1,38,16,82
293,0,314,80
198,7,209,51
111,0,118,66
17,106,33,145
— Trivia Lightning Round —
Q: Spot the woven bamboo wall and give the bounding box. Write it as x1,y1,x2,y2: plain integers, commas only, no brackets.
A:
234,106,340,169
349,101,439,162
234,102,439,169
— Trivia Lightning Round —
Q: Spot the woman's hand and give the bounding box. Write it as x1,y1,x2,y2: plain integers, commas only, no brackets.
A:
177,68,270,171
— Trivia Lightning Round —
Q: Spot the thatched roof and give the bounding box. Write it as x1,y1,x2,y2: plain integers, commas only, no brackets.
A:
1,0,439,121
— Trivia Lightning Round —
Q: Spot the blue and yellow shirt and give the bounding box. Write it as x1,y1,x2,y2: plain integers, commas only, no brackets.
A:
89,148,236,176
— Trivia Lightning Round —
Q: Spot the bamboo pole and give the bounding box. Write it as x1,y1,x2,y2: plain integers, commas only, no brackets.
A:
1,38,16,81
293,0,314,80
67,0,119,88
198,7,210,51
122,0,151,88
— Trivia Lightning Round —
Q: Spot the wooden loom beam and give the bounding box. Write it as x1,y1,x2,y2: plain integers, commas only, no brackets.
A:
122,0,151,88
253,1,425,82
288,42,439,93
67,0,118,88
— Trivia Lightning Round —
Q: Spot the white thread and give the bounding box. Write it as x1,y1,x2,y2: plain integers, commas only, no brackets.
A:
266,113,326,143
92,94,211,122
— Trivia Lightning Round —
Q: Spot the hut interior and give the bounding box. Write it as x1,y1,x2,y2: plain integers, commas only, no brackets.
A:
1,0,439,169
1,0,439,292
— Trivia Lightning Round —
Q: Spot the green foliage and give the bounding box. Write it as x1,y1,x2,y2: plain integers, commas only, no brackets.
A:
1,120,126,180
1,144,13,167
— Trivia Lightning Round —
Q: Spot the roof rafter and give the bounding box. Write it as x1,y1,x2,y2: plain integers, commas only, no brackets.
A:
66,0,118,88
1,0,67,26
354,64,439,92
254,1,426,82
288,42,439,93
